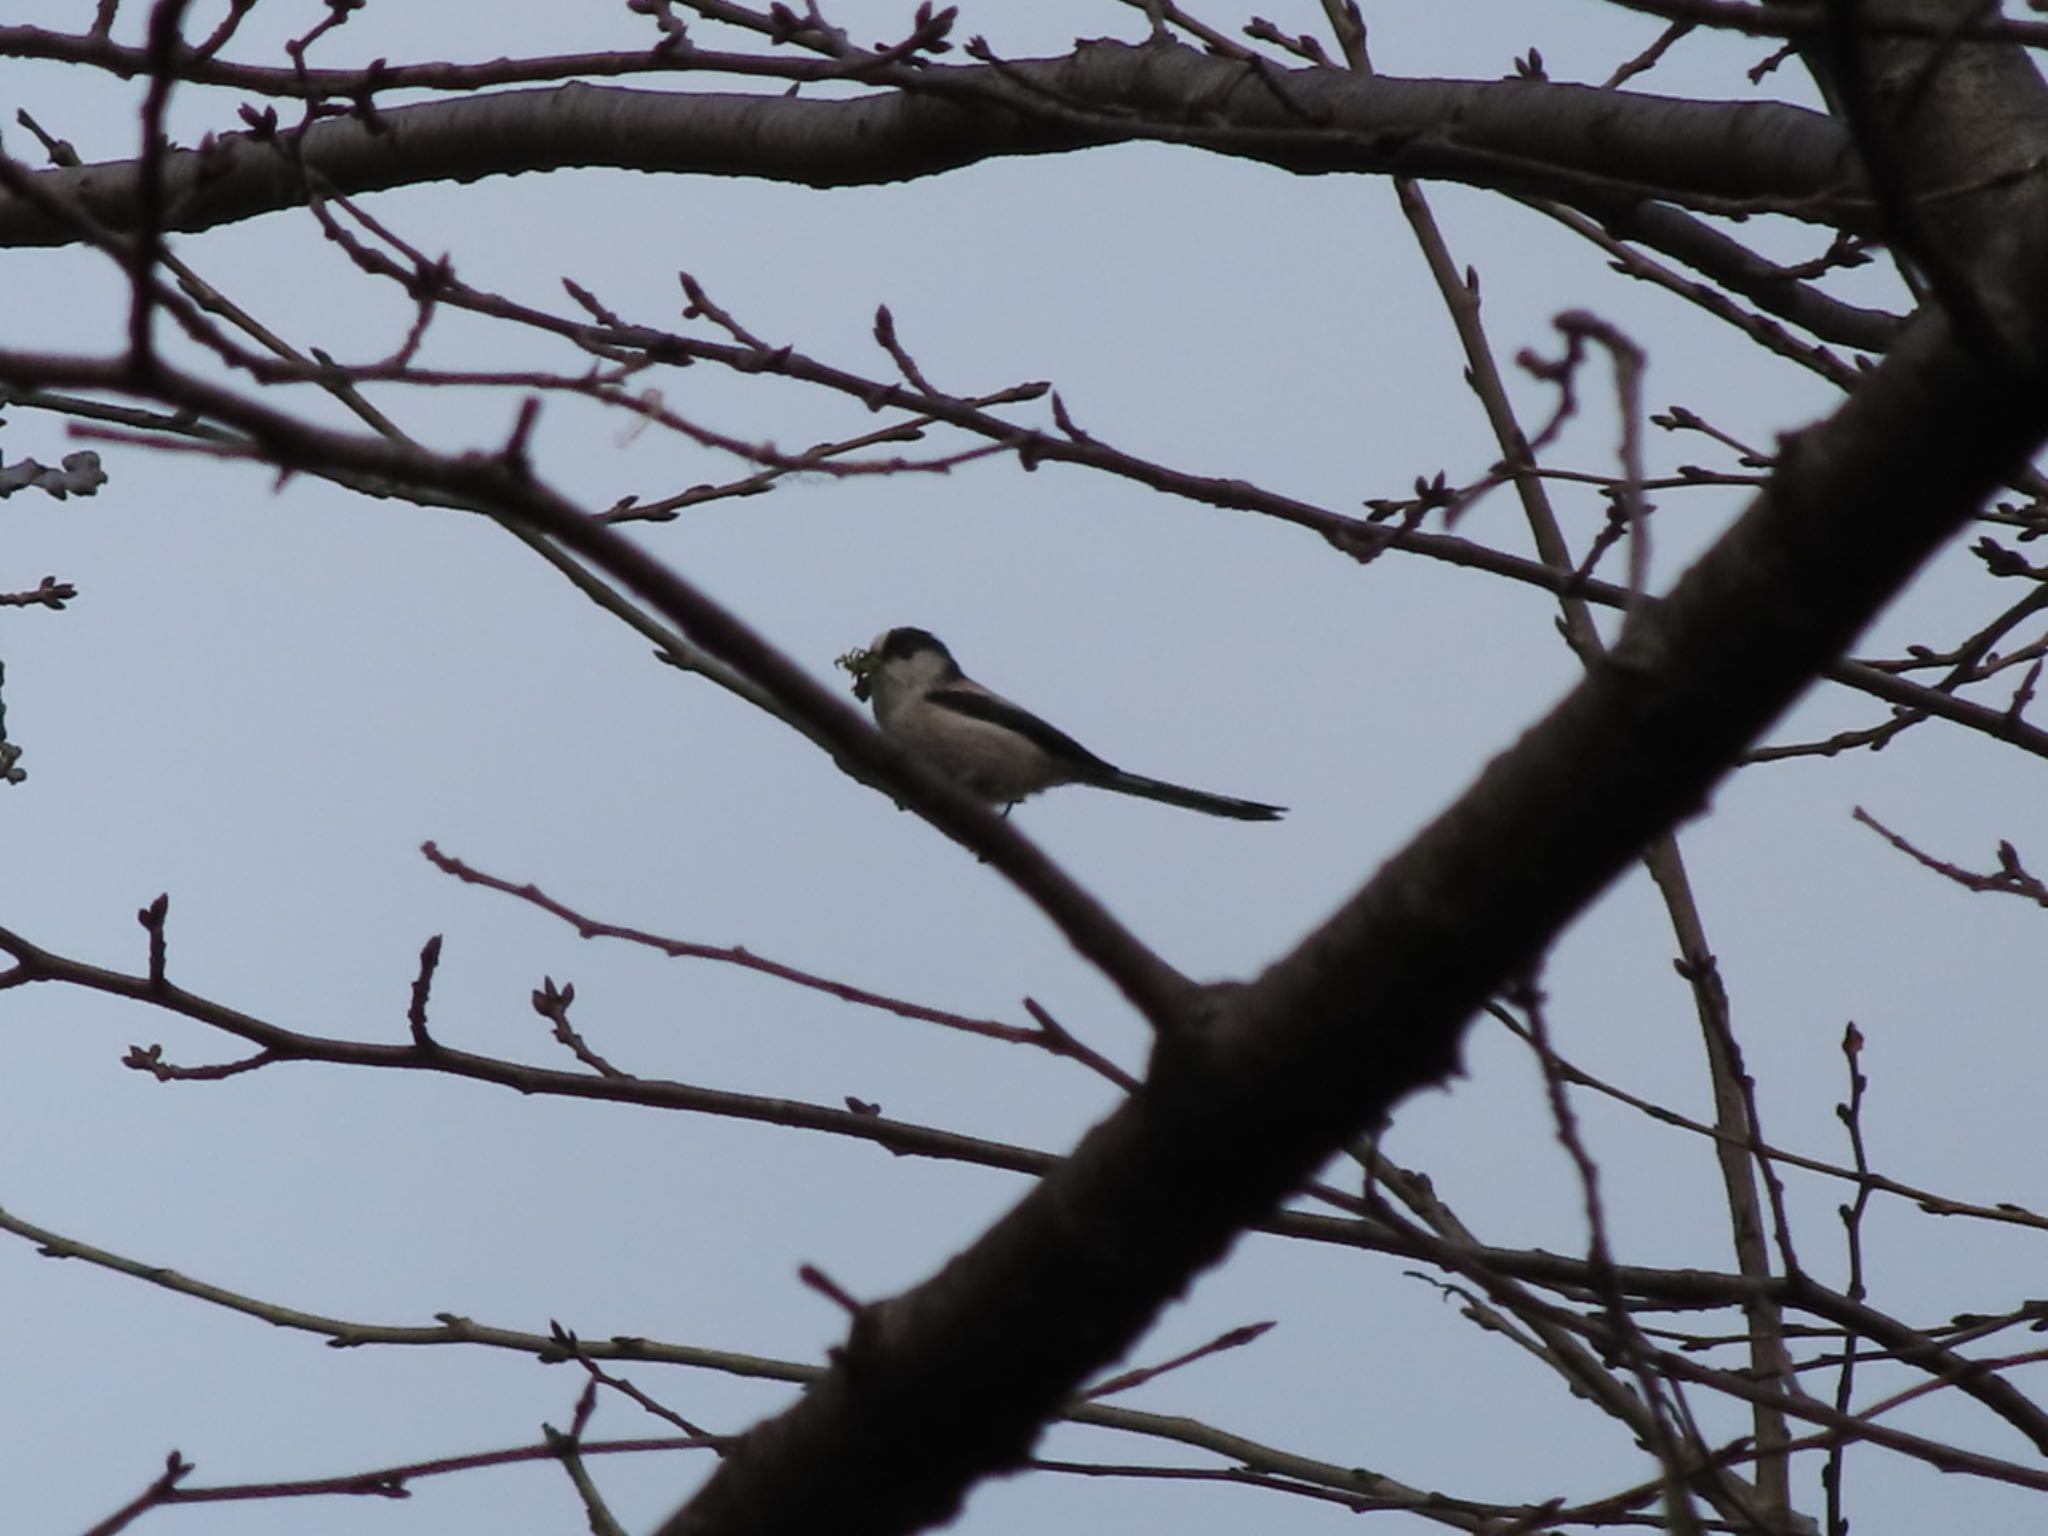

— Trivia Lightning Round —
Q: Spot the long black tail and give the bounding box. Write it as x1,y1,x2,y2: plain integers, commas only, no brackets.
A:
1097,769,1285,821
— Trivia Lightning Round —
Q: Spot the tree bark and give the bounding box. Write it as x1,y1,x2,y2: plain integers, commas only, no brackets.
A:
0,40,1854,248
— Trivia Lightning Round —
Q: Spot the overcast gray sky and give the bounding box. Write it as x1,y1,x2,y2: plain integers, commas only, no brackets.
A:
4,3,2044,1533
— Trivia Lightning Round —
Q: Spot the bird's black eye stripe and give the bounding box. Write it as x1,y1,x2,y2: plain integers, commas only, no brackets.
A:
884,627,943,658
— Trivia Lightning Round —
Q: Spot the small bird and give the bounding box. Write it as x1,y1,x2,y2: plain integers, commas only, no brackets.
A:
839,627,1284,820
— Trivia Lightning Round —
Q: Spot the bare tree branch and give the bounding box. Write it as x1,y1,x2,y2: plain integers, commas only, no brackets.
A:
0,40,1859,249
658,172,2048,1536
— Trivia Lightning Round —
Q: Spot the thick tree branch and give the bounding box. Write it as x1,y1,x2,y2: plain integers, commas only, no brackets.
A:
654,153,2048,1536
0,40,1857,248
9,12,2045,1535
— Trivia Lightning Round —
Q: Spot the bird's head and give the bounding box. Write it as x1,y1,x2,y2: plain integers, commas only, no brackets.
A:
837,627,959,703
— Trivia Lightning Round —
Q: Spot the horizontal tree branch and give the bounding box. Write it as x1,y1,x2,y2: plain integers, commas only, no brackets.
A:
13,1186,2038,1528
0,1197,1513,1532
0,913,1067,1175
0,38,1858,249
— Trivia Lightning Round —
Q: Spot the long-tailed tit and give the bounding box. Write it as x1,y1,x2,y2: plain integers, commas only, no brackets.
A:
838,627,1284,821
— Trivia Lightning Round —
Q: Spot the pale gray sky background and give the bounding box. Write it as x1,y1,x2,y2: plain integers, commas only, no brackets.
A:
3,3,2043,1533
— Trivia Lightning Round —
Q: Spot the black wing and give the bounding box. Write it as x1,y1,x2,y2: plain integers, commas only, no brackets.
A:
927,686,1117,777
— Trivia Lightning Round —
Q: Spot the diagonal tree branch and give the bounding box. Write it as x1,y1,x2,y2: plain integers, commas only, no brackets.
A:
6,137,2045,1535
10,9,2048,1534
655,173,2048,1536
